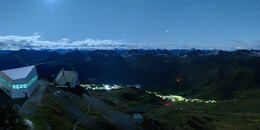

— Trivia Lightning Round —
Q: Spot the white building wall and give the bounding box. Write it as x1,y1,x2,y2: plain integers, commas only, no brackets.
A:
0,66,39,99
70,72,78,88
12,78,27,85
0,82,12,97
11,80,39,98
27,79,39,97
26,67,38,82
55,71,63,83
11,67,39,98
0,71,13,97
12,88,27,98
0,71,13,84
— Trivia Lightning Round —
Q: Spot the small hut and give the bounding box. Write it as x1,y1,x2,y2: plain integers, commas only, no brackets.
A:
133,114,143,124
54,69,79,88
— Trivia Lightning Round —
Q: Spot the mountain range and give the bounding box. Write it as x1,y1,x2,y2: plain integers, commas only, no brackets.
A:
0,49,260,100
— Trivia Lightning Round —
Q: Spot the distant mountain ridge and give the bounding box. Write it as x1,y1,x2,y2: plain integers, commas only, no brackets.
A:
0,49,260,100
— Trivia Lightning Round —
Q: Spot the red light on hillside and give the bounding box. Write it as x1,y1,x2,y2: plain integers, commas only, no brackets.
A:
164,103,170,106
177,78,180,82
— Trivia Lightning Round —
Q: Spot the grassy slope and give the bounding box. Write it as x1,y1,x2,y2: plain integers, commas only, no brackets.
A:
150,100,260,129
75,102,118,130
147,56,260,100
26,88,76,130
24,86,118,130
91,87,260,129
90,87,164,114
175,66,260,100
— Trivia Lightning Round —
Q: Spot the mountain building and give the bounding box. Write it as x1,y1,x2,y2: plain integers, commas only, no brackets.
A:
0,65,39,98
133,114,143,124
54,69,79,88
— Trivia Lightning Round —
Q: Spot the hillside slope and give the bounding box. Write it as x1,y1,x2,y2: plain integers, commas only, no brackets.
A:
0,49,259,100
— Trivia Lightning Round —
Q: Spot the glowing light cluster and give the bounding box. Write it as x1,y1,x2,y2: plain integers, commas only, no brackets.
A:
12,84,27,89
146,91,217,104
80,84,217,104
80,84,123,91
104,85,111,90
12,75,38,89
0,76,38,90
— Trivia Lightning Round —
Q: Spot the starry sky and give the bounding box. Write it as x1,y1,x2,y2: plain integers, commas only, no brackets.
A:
0,0,260,50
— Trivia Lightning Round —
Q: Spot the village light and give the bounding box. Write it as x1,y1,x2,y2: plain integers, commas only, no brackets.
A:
104,85,111,90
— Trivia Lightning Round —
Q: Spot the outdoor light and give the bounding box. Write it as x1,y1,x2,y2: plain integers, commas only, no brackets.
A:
104,85,111,90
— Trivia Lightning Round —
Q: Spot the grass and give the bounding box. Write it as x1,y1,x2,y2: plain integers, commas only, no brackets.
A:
20,85,260,129
26,88,75,130
75,102,118,129
145,99,260,129
76,102,102,116
90,87,164,115
91,87,260,129
180,67,260,100
233,88,260,99
95,116,118,130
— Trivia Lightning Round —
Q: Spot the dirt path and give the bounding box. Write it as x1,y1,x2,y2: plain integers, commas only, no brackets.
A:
50,88,101,129
19,81,47,116
19,81,137,129
81,93,137,130
57,88,137,130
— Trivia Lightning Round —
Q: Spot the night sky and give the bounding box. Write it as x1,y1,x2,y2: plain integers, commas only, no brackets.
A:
0,0,260,50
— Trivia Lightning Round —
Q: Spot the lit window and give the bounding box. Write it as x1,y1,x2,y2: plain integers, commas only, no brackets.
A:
12,75,38,89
